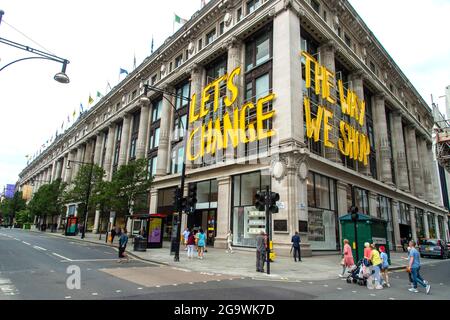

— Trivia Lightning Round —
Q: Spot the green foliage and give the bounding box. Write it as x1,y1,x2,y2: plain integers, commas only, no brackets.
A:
15,209,34,225
108,158,152,216
63,164,107,217
0,191,27,221
28,179,66,219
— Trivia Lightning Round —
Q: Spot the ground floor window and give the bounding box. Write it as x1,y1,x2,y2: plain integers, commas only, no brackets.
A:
438,216,445,240
307,172,338,250
231,171,270,247
377,195,395,251
428,213,437,238
415,208,425,240
157,187,177,240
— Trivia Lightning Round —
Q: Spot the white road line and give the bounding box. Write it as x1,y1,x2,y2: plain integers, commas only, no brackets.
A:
115,290,122,293
65,296,72,299
52,253,73,261
33,246,47,251
63,259,119,262
92,293,98,296
155,285,161,288
137,287,143,290
13,238,20,241
22,241,31,245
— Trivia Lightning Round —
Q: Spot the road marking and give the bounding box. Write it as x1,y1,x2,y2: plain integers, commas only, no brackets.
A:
115,290,122,293
13,238,20,241
0,277,19,297
389,298,395,300
337,288,343,290
52,253,73,261
22,241,31,245
369,294,376,297
33,246,47,251
92,293,98,296
63,259,120,262
65,296,72,299
172,284,178,286
352,291,357,293
137,287,143,290
50,270,55,273
189,282,194,285
323,285,329,288
155,285,161,288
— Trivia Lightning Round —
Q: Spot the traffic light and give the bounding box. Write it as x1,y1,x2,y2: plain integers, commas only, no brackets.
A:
186,183,197,212
255,191,266,211
269,192,280,214
173,187,182,212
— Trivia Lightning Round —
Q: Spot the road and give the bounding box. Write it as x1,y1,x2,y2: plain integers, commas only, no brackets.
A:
0,228,449,300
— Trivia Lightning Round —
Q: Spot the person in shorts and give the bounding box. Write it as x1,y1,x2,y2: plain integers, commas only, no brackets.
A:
379,246,390,287
197,229,206,260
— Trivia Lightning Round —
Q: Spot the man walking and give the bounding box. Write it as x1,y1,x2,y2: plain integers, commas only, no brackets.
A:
407,240,430,294
256,231,266,273
291,231,302,262
182,227,190,251
118,228,130,263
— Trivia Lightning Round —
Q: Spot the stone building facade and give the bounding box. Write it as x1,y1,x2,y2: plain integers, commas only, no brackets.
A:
18,0,449,256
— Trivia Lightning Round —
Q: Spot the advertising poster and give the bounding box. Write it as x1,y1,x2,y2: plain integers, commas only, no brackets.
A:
148,218,162,244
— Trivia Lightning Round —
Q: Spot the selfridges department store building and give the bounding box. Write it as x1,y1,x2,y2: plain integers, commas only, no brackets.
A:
19,0,450,256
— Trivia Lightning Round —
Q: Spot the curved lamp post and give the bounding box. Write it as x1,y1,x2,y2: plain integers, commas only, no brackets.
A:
0,10,70,83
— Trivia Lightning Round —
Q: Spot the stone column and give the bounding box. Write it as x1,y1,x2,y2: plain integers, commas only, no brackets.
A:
391,112,409,191
427,143,441,205
156,90,173,176
118,114,131,167
320,41,342,164
55,159,64,179
84,139,94,163
149,188,158,214
50,161,57,182
214,176,232,249
417,137,433,202
136,101,151,159
188,64,204,168
435,214,441,240
93,132,104,166
272,8,304,145
64,151,75,183
404,126,424,198
72,146,84,179
104,124,116,181
391,200,403,251
92,210,101,234
368,192,378,218
61,154,68,183
444,215,449,242
373,94,393,184
350,73,370,176
409,206,418,243
423,212,430,239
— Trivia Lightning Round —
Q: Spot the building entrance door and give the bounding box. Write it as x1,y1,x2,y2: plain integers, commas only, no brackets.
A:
187,209,217,245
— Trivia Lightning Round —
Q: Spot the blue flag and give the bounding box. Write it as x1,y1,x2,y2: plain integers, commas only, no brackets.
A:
120,68,129,75
80,103,84,113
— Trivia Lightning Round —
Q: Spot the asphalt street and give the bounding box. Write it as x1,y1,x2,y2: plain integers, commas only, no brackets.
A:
0,228,449,300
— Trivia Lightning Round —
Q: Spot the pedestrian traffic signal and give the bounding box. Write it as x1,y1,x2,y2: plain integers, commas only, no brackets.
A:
269,192,280,214
255,191,266,211
173,187,182,212
186,183,197,212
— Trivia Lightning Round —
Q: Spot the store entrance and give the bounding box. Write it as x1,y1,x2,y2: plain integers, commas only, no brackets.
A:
187,209,217,246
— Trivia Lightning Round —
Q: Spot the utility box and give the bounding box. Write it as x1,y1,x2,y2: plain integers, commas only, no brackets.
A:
339,213,390,264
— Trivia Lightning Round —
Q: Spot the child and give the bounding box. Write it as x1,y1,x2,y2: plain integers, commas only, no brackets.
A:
379,246,390,288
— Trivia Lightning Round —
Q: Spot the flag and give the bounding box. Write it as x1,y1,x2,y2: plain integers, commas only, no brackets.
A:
106,82,112,92
174,14,187,24
72,109,76,119
151,36,154,54
133,53,137,70
88,94,94,105
119,68,129,75
97,91,102,98
67,115,70,123
80,103,85,113
201,0,206,7
61,121,64,130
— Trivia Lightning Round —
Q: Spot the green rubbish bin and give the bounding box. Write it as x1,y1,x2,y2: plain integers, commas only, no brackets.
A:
339,213,391,264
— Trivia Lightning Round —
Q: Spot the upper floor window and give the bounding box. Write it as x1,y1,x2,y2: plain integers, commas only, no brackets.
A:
198,38,203,51
219,21,225,36
175,82,190,110
151,74,158,85
247,0,261,14
175,55,183,68
344,34,351,47
245,31,271,71
206,28,216,46
237,7,243,22
152,99,163,122
370,61,377,74
311,0,320,13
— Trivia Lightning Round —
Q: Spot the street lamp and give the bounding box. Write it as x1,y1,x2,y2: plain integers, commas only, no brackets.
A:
141,81,191,262
0,10,70,83
66,160,94,239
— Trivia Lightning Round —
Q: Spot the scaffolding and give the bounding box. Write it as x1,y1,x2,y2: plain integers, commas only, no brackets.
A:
435,119,450,172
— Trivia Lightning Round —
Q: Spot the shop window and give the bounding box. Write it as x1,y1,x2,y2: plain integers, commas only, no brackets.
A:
232,171,271,247
190,179,218,210
415,208,425,240
428,213,436,238
377,195,395,250
399,202,411,225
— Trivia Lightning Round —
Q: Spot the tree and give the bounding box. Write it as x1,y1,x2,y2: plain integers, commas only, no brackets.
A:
63,164,108,228
108,159,152,225
0,191,26,225
15,209,34,225
28,179,66,227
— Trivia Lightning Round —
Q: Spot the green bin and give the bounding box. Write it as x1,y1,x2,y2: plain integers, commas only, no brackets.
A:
339,213,390,264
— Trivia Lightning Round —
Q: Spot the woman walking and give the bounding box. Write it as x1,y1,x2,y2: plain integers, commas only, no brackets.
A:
226,230,233,253
379,246,390,287
197,229,206,259
117,228,130,263
339,239,355,278
186,229,196,259
369,244,383,289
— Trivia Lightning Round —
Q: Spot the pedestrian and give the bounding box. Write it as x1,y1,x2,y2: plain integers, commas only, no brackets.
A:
182,228,190,251
379,246,390,288
226,230,233,253
407,240,431,294
117,228,130,263
110,225,117,244
339,239,355,278
363,242,372,267
197,229,206,259
256,231,266,273
187,230,196,259
369,244,383,290
291,231,302,262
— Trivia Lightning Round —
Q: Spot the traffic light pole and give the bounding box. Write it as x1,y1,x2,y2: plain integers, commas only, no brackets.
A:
265,186,271,275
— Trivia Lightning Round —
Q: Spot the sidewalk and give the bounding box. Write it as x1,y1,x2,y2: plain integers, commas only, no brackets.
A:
26,229,446,281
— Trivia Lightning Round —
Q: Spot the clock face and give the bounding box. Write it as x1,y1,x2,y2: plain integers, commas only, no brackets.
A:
272,161,284,179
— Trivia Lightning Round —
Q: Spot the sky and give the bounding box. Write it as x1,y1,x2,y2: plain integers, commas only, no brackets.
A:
0,0,449,190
